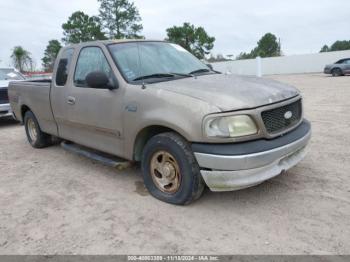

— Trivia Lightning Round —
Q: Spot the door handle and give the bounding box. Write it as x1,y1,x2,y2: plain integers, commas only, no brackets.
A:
67,96,76,105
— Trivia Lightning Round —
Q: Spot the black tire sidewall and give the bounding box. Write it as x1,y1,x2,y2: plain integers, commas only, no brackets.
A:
141,134,202,205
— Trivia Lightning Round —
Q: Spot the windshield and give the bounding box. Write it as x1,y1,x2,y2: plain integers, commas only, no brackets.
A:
108,42,211,83
0,69,25,81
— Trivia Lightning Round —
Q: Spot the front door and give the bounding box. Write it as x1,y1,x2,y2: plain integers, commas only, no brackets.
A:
64,46,124,157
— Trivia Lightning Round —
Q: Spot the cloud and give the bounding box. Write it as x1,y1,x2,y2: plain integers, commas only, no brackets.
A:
0,0,349,68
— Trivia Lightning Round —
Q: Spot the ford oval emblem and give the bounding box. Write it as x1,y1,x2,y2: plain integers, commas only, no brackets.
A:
284,111,293,120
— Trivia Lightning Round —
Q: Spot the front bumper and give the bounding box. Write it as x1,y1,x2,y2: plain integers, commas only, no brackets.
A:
0,103,12,118
193,120,311,191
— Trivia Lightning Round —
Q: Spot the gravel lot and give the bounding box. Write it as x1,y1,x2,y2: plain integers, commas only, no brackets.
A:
0,74,349,255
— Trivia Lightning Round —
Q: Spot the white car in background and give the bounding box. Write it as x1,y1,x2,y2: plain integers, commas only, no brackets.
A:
0,68,25,119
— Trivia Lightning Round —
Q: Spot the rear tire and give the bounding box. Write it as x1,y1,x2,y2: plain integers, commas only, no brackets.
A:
332,68,343,77
24,111,52,148
141,132,205,205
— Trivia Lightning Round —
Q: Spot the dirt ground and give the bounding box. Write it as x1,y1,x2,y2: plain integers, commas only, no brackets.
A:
0,74,349,255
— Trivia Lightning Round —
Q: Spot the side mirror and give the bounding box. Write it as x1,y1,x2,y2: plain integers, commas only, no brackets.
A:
85,71,118,90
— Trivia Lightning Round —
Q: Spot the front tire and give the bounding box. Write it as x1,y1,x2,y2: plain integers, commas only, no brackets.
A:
141,132,205,205
332,68,343,77
24,111,52,148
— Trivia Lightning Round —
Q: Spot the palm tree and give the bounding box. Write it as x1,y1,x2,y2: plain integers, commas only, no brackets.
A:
11,46,33,73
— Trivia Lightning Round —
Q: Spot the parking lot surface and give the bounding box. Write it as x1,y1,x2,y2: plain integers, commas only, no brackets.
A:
0,74,349,255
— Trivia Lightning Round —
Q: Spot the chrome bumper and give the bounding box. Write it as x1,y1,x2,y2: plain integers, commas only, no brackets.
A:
194,128,311,192
0,103,12,118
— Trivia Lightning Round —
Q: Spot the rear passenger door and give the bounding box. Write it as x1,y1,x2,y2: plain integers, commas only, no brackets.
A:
63,45,125,157
51,48,75,138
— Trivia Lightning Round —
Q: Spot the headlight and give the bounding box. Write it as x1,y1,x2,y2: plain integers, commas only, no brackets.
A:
204,115,258,138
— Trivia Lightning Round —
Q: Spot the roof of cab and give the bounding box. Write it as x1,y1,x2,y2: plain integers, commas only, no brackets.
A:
65,39,166,48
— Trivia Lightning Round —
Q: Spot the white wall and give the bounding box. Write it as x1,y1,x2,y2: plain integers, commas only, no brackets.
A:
211,50,350,76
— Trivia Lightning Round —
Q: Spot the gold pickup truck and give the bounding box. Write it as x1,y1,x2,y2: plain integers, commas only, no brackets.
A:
8,40,311,205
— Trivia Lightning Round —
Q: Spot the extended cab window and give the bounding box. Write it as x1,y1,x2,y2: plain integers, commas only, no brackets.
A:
74,47,112,87
55,48,74,86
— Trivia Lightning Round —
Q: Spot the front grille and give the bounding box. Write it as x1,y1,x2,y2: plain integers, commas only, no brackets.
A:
261,99,302,134
0,89,9,104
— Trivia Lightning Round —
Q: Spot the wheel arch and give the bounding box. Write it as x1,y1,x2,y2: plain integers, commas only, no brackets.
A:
332,67,343,75
133,125,186,161
20,104,32,123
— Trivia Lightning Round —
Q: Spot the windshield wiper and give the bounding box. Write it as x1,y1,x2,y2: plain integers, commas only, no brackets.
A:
132,73,175,81
132,72,193,82
188,68,212,75
170,72,194,77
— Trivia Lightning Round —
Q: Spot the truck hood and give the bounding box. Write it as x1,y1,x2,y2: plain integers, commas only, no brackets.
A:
0,80,10,89
153,73,299,111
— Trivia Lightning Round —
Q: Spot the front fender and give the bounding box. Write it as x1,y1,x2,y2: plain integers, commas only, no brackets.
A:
122,85,220,159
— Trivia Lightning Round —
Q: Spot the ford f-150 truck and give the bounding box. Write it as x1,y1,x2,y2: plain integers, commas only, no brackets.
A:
8,40,311,205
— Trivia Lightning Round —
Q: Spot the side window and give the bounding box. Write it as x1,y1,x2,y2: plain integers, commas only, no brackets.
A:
55,48,74,86
346,60,350,65
74,47,112,88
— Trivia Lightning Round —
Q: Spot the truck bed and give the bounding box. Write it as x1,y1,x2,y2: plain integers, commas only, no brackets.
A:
8,79,58,136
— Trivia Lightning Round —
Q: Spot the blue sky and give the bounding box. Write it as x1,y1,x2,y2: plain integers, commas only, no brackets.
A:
0,0,349,68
